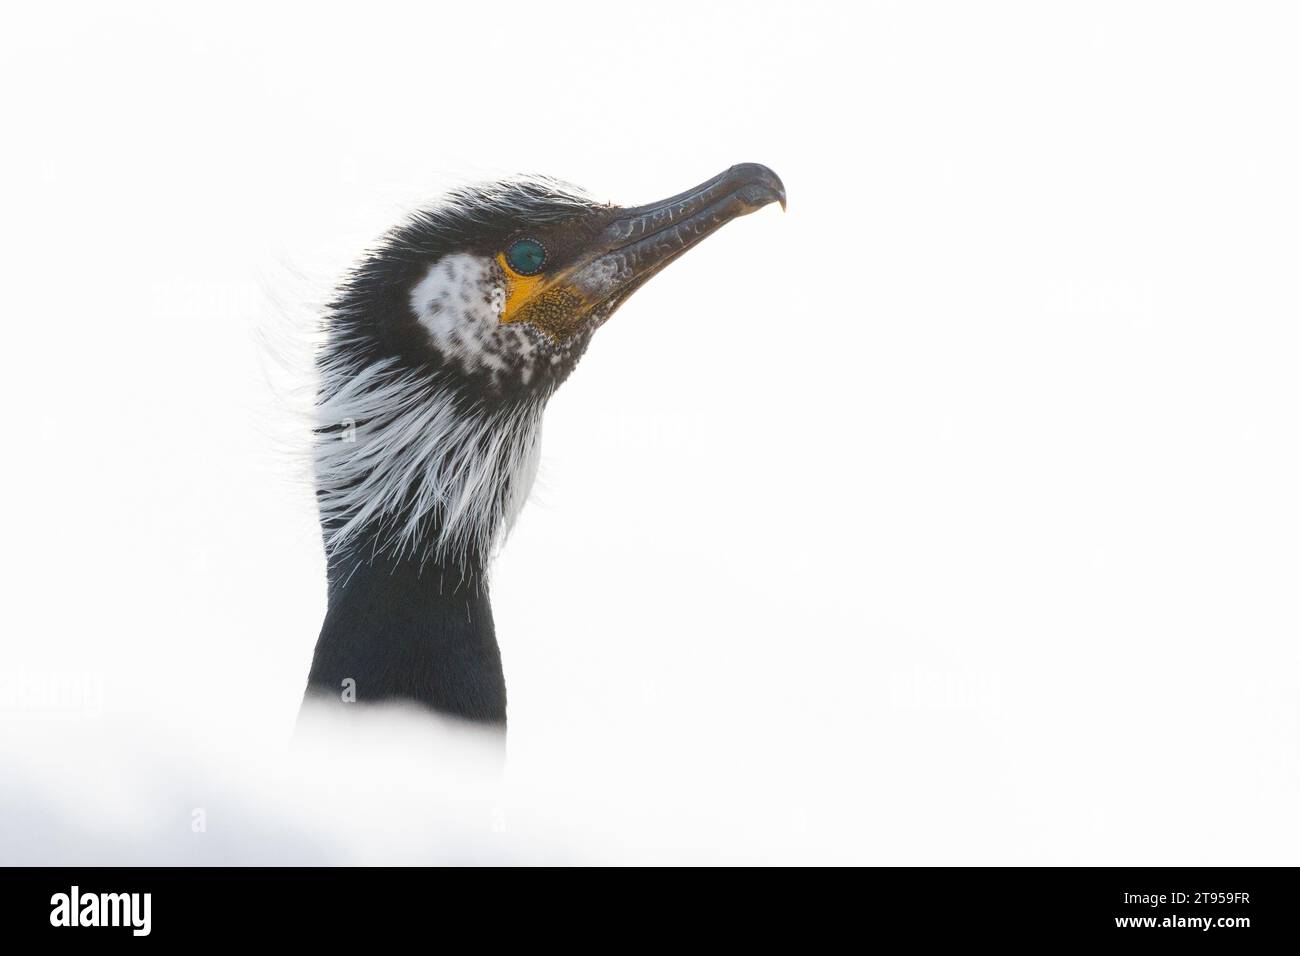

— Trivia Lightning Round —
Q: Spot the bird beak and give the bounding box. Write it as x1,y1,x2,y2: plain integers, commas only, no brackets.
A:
570,162,787,314
499,164,785,339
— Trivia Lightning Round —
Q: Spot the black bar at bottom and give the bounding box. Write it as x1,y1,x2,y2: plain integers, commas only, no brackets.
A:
0,866,1289,943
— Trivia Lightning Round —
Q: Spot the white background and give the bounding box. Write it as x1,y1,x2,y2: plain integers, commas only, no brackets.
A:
2,1,1298,863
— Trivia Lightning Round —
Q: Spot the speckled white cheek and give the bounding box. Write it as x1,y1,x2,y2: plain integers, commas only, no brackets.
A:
410,253,503,360
409,252,576,387
410,252,545,383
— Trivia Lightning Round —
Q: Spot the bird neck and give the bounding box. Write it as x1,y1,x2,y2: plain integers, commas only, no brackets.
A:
303,550,506,726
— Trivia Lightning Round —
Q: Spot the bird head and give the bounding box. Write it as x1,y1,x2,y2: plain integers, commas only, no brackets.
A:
316,164,785,570
332,163,785,397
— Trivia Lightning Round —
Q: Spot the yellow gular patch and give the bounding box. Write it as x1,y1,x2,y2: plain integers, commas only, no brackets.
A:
496,252,592,342
496,253,546,325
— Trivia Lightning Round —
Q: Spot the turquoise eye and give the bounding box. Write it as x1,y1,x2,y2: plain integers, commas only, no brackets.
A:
505,237,547,275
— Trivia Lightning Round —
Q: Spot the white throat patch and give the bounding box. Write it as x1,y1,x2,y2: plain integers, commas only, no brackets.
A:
409,253,544,385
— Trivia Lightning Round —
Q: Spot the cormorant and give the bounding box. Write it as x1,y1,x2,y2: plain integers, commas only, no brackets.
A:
301,163,786,728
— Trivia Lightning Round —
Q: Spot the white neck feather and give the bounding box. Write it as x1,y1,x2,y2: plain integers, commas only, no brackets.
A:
313,349,544,570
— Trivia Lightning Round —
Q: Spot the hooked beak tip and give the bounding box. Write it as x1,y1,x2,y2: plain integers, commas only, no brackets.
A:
728,162,786,213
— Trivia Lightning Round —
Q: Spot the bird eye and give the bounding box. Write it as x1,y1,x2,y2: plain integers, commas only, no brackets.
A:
505,237,547,276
